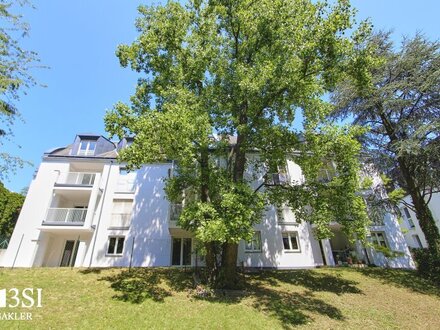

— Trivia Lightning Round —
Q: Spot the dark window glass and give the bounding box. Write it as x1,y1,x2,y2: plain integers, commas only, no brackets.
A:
172,238,181,266
107,237,116,254
182,238,192,265
116,237,125,254
282,235,290,250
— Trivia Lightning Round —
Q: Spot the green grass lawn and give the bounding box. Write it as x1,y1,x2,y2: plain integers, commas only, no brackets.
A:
0,267,439,329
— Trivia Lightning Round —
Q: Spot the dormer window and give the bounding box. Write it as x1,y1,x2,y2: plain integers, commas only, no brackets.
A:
78,140,96,156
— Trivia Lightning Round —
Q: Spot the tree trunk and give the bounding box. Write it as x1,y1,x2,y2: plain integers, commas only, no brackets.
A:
379,110,440,256
398,158,440,256
200,147,218,281
221,242,239,288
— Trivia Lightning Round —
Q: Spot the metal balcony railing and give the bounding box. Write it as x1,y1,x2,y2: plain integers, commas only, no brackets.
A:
116,180,135,192
44,208,87,225
109,213,132,228
169,204,183,222
56,172,96,186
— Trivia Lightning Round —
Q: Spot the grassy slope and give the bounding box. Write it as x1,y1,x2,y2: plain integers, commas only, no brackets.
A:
0,267,439,329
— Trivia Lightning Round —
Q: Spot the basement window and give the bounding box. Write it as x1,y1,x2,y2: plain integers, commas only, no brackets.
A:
282,232,300,252
107,236,125,256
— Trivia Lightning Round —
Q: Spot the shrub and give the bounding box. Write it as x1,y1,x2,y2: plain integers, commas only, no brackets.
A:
411,248,440,284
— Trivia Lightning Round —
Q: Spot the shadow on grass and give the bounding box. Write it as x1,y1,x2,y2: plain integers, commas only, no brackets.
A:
79,268,102,275
354,267,440,296
98,268,192,303
84,268,362,327
252,269,363,295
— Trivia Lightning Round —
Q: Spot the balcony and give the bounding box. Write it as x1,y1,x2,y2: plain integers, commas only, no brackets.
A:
43,208,87,226
109,213,131,228
56,172,96,186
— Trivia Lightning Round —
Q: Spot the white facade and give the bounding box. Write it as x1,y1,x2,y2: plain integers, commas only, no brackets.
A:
2,134,415,269
399,193,440,249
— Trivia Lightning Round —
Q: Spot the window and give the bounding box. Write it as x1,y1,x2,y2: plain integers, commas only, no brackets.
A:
107,236,125,255
370,232,388,247
110,199,133,228
402,207,415,228
282,232,300,251
171,238,192,266
413,234,423,248
78,140,96,156
245,232,262,252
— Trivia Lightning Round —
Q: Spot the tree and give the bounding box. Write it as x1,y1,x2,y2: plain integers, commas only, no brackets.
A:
0,0,38,179
105,0,371,287
0,181,24,238
331,32,440,257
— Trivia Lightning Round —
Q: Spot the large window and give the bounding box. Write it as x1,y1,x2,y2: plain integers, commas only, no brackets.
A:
78,140,96,156
282,232,300,252
107,236,125,255
171,238,192,266
245,232,262,252
370,232,388,247
110,199,133,228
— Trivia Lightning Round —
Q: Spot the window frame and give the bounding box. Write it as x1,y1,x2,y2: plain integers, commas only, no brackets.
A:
281,232,301,252
106,236,125,256
78,140,97,156
245,231,262,253
402,207,415,228
171,237,192,266
370,231,388,248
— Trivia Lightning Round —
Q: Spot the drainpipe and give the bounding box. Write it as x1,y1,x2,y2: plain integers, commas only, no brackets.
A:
88,160,113,267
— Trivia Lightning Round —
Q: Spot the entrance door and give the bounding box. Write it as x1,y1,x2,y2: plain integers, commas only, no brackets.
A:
171,238,192,266
60,240,79,267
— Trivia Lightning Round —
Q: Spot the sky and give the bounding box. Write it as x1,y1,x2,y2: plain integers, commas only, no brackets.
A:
2,0,439,193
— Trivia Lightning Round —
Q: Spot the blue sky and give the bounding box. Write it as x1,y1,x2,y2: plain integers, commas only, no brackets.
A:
3,0,439,192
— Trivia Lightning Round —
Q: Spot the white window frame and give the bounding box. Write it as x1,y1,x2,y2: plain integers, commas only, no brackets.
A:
282,232,300,252
370,231,388,248
402,207,415,228
106,236,125,256
78,140,96,156
245,231,262,252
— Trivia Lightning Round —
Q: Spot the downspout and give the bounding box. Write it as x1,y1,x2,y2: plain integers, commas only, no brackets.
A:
88,160,113,267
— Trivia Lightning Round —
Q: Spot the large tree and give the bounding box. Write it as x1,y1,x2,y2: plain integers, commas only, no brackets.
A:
0,0,38,179
0,181,24,239
331,32,440,256
105,0,371,287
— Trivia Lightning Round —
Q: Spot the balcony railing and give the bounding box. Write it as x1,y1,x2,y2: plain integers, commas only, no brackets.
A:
170,203,183,222
56,172,96,186
44,208,87,225
109,213,132,228
116,180,135,192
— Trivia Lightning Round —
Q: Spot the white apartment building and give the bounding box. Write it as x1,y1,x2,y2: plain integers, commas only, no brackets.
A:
400,193,440,249
1,134,415,269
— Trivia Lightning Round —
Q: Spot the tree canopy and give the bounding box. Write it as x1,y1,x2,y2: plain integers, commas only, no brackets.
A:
105,0,372,287
332,32,440,255
0,0,38,179
0,181,24,239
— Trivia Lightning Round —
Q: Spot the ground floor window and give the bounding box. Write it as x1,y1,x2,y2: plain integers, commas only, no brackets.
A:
413,234,423,248
370,232,388,247
172,237,192,266
245,231,262,252
107,236,125,255
282,232,300,252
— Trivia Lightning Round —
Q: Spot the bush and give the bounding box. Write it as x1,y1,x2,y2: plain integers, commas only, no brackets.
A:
411,248,440,284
